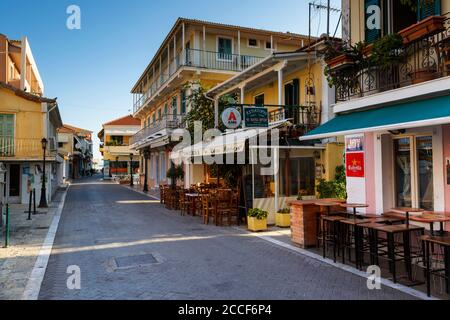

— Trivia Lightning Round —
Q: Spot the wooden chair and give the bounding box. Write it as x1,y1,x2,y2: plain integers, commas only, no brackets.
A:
225,192,240,226
214,191,232,226
201,194,214,225
179,190,189,216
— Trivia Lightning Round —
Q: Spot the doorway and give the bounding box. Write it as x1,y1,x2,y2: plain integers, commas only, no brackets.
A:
8,164,21,203
284,79,300,123
393,135,434,210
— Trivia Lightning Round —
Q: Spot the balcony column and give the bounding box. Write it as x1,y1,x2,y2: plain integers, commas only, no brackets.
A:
214,98,219,128
238,30,241,70
271,35,274,53
275,61,287,106
182,22,186,65
167,45,170,75
203,26,206,68
240,85,245,104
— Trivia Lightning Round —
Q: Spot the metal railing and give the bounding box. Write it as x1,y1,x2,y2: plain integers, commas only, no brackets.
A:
335,17,450,102
130,114,185,146
229,104,320,135
133,49,265,113
0,137,54,158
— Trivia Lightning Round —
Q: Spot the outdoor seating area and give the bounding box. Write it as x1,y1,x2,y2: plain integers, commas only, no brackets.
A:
160,184,244,227
291,199,450,298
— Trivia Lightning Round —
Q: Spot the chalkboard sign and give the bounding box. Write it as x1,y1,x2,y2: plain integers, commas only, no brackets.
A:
244,107,269,128
242,174,265,212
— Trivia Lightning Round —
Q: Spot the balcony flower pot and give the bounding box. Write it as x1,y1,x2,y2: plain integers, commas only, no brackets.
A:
247,208,268,232
412,68,438,84
325,53,355,71
275,209,291,228
399,16,445,44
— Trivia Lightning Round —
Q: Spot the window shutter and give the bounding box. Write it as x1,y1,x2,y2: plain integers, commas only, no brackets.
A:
181,90,186,114
418,0,441,21
365,0,381,43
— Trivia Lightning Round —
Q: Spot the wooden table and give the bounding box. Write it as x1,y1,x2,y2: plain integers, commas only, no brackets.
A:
411,212,450,236
315,201,342,216
185,193,200,216
340,203,369,220
391,207,424,227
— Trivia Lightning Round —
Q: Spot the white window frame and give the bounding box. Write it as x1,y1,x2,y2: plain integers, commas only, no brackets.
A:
264,40,276,51
247,38,260,48
216,35,234,62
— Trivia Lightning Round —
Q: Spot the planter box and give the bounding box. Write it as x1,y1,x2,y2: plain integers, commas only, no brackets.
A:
275,213,291,228
325,54,355,71
247,217,267,232
399,16,445,44
412,68,438,84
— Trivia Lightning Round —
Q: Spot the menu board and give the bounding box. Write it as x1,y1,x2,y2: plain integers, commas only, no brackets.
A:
244,107,269,128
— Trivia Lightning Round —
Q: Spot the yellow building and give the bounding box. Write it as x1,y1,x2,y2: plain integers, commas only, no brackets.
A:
0,33,63,204
58,124,93,180
130,18,310,190
98,115,140,179
199,42,344,223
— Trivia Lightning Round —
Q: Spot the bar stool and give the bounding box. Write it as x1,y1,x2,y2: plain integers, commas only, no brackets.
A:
422,235,450,297
315,201,345,248
340,218,374,269
321,215,347,263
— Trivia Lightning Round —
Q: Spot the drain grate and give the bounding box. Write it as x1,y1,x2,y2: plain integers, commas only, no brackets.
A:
114,254,158,268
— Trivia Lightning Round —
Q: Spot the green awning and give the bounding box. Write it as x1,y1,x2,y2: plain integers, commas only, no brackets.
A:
300,95,450,140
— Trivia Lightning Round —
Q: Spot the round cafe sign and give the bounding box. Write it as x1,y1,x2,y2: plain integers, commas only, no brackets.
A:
221,107,242,129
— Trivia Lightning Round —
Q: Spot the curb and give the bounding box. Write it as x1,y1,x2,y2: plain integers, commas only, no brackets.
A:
21,185,70,300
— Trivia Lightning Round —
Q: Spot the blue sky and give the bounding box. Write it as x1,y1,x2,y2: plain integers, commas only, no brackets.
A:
0,0,341,159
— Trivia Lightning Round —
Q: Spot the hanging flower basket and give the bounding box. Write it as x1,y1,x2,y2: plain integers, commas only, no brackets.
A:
399,15,445,44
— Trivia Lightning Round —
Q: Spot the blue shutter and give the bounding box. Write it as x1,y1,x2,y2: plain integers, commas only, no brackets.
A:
365,0,381,43
418,0,441,21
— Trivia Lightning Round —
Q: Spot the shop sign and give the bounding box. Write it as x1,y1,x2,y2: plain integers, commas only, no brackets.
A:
243,107,269,128
346,136,364,152
346,152,365,178
221,108,242,129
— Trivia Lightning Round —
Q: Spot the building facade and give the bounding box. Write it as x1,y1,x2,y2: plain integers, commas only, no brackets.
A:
303,0,450,218
130,18,310,190
99,115,140,179
0,33,63,204
58,124,93,181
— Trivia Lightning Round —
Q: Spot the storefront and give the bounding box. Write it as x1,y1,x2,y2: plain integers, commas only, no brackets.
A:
302,95,450,215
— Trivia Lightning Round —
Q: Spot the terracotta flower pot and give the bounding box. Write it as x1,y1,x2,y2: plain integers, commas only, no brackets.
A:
325,53,355,71
399,16,445,44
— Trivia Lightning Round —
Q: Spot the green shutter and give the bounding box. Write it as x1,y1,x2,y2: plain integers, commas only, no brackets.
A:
181,90,186,114
172,96,178,119
0,114,14,156
365,0,381,43
418,0,441,21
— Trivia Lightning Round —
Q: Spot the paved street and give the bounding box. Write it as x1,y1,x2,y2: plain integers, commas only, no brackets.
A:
39,178,416,300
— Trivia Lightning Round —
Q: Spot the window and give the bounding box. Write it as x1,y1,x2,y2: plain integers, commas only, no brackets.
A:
0,114,15,156
217,37,233,61
164,103,168,116
152,114,156,124
254,94,265,106
265,41,272,50
58,142,64,148
158,109,162,120
181,90,187,114
172,96,178,118
248,38,259,48
280,157,316,197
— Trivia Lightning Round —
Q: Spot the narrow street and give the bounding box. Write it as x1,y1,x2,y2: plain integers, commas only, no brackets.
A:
38,177,415,300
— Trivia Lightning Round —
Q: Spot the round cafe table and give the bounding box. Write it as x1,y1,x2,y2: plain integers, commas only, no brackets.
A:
340,203,369,220
391,207,424,227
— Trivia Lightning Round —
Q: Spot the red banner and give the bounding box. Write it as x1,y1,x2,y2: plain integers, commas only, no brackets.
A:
346,152,365,178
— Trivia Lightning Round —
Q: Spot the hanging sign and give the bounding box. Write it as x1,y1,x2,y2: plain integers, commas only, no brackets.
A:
243,107,269,128
346,136,364,152
346,152,365,178
221,107,242,129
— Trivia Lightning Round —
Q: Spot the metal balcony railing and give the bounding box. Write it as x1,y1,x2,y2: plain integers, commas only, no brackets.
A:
334,16,450,102
0,137,55,158
130,114,185,146
133,49,265,114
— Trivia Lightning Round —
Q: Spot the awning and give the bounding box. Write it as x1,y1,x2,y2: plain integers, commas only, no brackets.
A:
171,119,288,160
300,95,450,140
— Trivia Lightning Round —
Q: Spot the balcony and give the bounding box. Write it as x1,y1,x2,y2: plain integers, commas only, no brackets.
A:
230,104,320,137
103,145,137,155
0,137,56,158
130,114,185,148
331,16,450,103
133,49,265,114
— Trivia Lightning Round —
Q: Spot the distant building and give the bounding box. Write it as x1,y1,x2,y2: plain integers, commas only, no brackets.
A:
98,115,140,179
57,124,93,181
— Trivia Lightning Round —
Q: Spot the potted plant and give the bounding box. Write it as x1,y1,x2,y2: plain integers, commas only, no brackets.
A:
247,208,268,232
167,165,184,186
275,208,291,228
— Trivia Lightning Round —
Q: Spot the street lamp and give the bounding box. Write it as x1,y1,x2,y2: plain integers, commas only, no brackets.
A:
129,153,134,187
143,149,150,192
39,138,48,208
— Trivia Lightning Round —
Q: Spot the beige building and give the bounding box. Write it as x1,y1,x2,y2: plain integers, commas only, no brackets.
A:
130,18,310,190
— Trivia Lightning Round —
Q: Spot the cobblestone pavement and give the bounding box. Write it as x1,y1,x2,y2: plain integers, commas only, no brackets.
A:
39,178,417,300
0,188,66,300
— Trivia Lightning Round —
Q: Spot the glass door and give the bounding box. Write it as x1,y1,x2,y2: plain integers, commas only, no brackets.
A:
393,135,434,210
394,138,412,208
